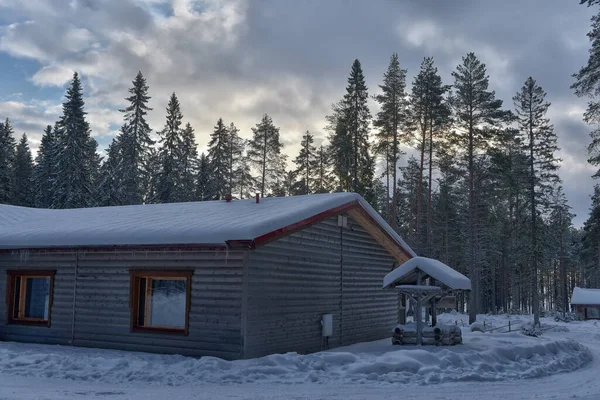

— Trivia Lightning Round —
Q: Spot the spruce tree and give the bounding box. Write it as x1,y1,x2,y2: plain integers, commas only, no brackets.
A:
247,114,286,197
451,53,511,323
96,138,124,207
513,77,560,325
33,125,58,208
52,72,98,209
196,152,211,201
155,93,184,203
313,145,332,194
177,122,199,202
0,118,16,204
327,59,373,198
328,116,352,191
207,118,230,199
373,53,407,230
293,131,318,195
118,71,154,204
13,134,34,207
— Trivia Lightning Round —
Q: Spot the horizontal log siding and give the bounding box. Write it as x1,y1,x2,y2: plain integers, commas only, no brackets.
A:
341,218,398,345
73,249,245,359
244,217,342,358
1,249,245,359
245,215,399,358
0,251,76,345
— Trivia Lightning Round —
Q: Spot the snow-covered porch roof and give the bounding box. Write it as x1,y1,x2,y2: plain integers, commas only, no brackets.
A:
571,287,600,306
382,256,471,291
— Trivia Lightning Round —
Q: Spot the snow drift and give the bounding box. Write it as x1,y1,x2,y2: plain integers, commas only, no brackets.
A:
0,335,591,386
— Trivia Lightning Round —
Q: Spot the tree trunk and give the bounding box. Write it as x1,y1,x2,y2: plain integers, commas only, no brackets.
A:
530,104,540,326
468,115,477,325
427,122,434,257
261,132,267,197
390,91,399,232
417,125,425,253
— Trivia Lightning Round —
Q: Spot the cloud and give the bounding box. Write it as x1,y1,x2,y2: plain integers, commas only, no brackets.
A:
31,65,74,86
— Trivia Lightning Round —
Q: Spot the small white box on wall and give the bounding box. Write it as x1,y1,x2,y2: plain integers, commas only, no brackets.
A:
321,314,333,337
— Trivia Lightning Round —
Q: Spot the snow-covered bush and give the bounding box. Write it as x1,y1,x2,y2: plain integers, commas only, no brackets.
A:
554,313,581,323
521,323,542,337
470,322,485,332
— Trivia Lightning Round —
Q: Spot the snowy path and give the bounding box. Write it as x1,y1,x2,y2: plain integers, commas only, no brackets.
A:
1,315,600,399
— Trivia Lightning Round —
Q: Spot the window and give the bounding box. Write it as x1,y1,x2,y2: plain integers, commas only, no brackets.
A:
6,270,55,326
129,270,192,334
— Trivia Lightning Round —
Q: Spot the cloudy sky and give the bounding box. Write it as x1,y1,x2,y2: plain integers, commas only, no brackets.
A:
0,0,597,225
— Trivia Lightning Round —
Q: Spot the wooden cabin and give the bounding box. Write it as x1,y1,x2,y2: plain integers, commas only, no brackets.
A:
571,287,600,320
0,193,415,359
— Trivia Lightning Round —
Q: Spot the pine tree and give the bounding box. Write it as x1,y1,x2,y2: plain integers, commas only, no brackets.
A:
581,1,600,7
118,71,154,205
373,53,407,230
234,152,256,199
207,118,230,199
0,118,16,204
293,131,318,195
327,59,373,198
33,125,58,208
155,93,184,203
177,122,199,202
488,127,530,312
451,53,512,323
96,138,124,207
13,134,34,207
573,8,600,178
548,187,574,316
408,57,451,253
247,114,286,197
52,72,98,209
514,77,560,325
397,156,423,246
583,185,600,286
196,152,211,201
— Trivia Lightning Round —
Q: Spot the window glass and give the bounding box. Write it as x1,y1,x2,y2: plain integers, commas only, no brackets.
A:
24,277,50,319
588,307,600,319
130,272,190,333
148,279,186,328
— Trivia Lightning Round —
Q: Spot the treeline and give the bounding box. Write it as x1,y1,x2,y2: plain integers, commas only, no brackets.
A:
1,23,599,321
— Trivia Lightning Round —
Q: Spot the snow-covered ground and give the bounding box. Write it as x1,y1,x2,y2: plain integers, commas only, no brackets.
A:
1,313,600,400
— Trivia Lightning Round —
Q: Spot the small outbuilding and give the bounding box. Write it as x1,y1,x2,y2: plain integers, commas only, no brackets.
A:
571,287,600,320
0,193,417,359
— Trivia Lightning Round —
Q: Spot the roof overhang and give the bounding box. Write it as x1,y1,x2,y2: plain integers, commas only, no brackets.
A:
383,256,471,291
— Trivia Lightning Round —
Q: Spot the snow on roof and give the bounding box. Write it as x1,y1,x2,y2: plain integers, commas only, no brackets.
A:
382,256,471,291
570,287,600,305
0,193,417,255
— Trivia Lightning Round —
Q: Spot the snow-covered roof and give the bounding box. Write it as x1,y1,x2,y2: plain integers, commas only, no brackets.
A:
570,287,600,305
0,193,417,256
382,256,471,291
